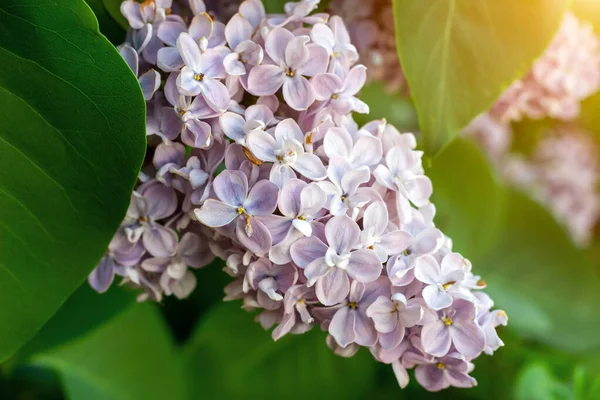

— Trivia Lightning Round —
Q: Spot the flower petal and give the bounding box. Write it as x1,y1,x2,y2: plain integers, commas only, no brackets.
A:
213,170,248,206
290,236,328,268
346,248,382,283
421,320,452,357
316,267,350,306
282,76,315,111
248,64,285,96
325,215,360,255
194,199,238,227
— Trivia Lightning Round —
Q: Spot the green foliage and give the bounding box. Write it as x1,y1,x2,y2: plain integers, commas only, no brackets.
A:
355,82,419,132
392,0,569,155
0,0,146,361
30,302,187,400
102,0,130,31
84,0,126,44
514,362,571,400
478,190,600,352
20,284,135,358
427,137,506,263
184,301,378,400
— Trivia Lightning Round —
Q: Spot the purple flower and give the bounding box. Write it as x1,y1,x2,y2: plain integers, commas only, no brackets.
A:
290,215,382,305
119,45,161,101
367,292,423,350
322,126,382,168
405,352,477,391
329,278,389,347
248,28,328,110
374,145,433,222
310,16,358,73
176,33,229,111
265,179,327,264
414,253,472,310
318,157,380,217
360,201,412,262
123,180,178,257
478,309,508,355
243,258,298,309
219,104,273,145
246,118,327,187
421,299,486,357
194,170,278,255
312,65,368,115
272,284,316,340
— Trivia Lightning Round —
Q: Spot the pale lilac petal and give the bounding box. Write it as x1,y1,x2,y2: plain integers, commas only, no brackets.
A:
366,296,397,333
239,0,265,29
279,179,305,217
157,47,184,72
354,309,377,346
343,64,367,96
236,217,272,256
189,12,213,41
177,67,202,96
274,118,304,142
223,53,246,75
182,119,212,148
304,257,330,286
178,232,206,267
245,180,279,215
451,322,486,357
446,370,477,388
143,225,178,257
195,199,238,227
291,219,312,236
119,45,138,76
120,1,144,29
422,285,453,311
421,320,452,357
329,307,355,348
406,176,433,207
413,228,445,255
310,23,335,52
325,215,360,254
415,365,445,392
282,76,315,111
351,136,382,167
292,153,327,180
208,22,227,47
88,256,115,293
323,127,352,159
141,182,177,219
300,183,327,216
265,27,294,64
157,19,186,46
380,324,405,350
379,230,412,255
213,170,248,206
414,254,441,285
346,248,382,283
363,201,388,236
341,167,370,195
200,50,226,79
285,35,310,69
392,360,410,389
177,32,202,71
200,79,230,112
316,267,350,306
248,65,285,96
226,14,253,49
297,44,329,76
270,164,297,189
290,236,328,268
219,111,246,141
246,129,278,162
311,73,342,100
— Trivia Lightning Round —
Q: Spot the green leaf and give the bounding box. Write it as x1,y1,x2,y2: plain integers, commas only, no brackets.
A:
20,284,135,358
102,0,129,31
85,0,126,44
185,301,377,399
427,137,506,263
479,189,600,352
0,0,146,361
514,362,571,400
355,82,419,132
393,0,569,154
31,302,187,400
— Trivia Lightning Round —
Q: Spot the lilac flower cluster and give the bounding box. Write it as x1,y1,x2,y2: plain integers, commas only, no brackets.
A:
464,12,600,246
90,0,506,391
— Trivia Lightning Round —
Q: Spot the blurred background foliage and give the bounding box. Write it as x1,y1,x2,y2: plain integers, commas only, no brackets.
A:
1,0,600,399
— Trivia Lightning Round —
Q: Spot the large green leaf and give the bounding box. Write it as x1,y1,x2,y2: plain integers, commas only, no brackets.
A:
0,0,146,361
427,137,506,263
185,301,377,399
393,0,569,154
479,190,600,352
30,302,187,400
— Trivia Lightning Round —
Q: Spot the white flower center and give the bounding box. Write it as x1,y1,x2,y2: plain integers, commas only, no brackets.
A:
325,247,351,269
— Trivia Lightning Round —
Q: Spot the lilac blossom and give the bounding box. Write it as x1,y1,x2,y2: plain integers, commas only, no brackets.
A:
290,215,382,305
248,28,328,110
92,0,506,392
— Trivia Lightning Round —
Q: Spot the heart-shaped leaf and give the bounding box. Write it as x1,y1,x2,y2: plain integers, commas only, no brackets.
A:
0,0,145,361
